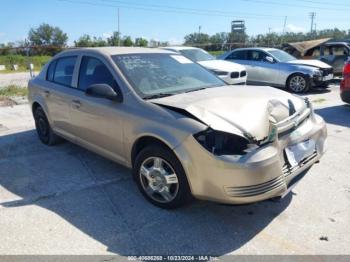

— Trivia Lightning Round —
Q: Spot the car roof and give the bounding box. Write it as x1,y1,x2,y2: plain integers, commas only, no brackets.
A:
325,42,350,46
232,47,278,52
57,47,176,56
163,46,200,51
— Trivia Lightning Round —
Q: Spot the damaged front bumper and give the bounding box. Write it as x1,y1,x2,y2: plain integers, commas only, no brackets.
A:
173,110,327,204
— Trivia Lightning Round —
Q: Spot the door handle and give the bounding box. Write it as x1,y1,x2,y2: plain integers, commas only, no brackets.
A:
72,99,81,109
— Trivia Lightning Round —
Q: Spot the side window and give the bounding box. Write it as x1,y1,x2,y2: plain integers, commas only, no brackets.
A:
332,45,349,56
46,60,57,81
226,50,247,60
53,56,77,87
248,50,267,61
323,46,331,56
78,56,117,91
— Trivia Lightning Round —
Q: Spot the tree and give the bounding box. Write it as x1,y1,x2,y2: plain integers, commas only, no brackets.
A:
184,33,210,46
135,38,148,47
28,23,68,47
28,23,68,55
122,36,133,47
107,32,121,46
74,35,107,47
209,32,229,51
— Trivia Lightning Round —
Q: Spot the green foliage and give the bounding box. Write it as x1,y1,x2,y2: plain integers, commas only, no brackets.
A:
183,27,350,51
0,55,51,71
74,35,107,47
28,23,68,47
0,85,28,97
107,32,121,46
123,36,134,47
135,38,148,47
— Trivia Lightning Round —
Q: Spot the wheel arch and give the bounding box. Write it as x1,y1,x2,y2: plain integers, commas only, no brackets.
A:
286,72,310,86
131,135,175,168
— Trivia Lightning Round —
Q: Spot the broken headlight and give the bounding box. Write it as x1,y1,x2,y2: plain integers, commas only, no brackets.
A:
193,129,257,156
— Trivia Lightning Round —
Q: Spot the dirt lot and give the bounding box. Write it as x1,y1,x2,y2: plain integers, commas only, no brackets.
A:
0,84,349,256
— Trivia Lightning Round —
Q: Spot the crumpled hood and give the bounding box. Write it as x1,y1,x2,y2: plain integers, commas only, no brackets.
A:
151,85,306,141
287,59,331,69
198,60,246,72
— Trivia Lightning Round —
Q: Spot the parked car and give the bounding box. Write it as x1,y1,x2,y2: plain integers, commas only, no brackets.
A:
163,46,247,85
219,48,333,93
302,41,350,75
340,59,350,104
28,47,327,209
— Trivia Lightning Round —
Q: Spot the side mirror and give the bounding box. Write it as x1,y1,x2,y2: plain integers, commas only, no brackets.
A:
265,56,275,63
86,84,121,102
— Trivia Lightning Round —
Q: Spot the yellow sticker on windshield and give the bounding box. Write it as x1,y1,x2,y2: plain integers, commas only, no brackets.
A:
170,55,193,64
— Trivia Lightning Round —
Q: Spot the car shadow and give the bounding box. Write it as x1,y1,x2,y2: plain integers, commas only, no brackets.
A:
315,104,350,128
0,129,293,255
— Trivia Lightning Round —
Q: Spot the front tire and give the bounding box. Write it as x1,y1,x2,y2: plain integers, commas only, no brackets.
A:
33,106,61,146
287,73,310,93
133,144,193,209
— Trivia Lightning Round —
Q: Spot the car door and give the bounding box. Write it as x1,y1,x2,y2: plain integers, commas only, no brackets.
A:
224,50,259,81
44,56,78,140
245,50,281,85
69,55,126,164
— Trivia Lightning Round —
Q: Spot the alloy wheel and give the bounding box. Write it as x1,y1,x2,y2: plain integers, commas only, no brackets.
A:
139,157,179,203
289,75,307,92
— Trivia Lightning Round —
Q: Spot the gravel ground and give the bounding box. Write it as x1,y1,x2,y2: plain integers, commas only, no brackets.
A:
0,84,349,257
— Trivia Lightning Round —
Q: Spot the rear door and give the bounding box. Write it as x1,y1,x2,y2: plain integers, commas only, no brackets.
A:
69,55,126,163
44,56,78,140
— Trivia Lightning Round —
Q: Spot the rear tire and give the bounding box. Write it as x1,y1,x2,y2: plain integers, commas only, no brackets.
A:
133,144,193,209
287,73,310,93
33,106,61,146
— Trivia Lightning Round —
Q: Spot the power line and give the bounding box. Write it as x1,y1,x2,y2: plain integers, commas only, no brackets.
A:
101,0,287,18
57,0,291,20
241,0,350,11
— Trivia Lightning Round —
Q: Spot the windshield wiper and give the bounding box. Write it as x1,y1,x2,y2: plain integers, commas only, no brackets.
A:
185,84,222,93
185,87,207,93
143,93,176,100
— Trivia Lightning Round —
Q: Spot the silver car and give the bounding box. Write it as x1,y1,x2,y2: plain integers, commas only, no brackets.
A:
28,47,327,209
220,48,333,93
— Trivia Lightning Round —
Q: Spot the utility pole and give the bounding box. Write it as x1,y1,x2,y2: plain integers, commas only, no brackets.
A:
268,27,271,47
198,25,201,35
118,8,121,46
280,16,287,45
309,12,316,34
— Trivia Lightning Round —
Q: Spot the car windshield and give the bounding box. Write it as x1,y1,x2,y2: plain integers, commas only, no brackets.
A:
113,53,224,99
269,50,296,62
179,49,215,62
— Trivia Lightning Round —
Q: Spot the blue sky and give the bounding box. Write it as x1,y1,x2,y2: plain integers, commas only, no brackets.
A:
1,0,350,45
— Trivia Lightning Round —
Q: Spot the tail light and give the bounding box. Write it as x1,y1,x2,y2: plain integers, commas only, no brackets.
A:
343,62,350,75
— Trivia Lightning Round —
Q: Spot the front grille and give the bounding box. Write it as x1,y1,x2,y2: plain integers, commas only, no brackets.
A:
322,68,333,76
224,175,285,197
231,72,239,78
282,151,318,179
240,71,247,77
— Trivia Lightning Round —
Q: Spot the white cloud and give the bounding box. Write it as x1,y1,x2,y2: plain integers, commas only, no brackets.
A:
285,24,307,33
273,24,307,33
102,32,113,39
167,37,183,45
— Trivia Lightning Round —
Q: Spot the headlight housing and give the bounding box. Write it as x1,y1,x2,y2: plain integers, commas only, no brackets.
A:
193,129,256,156
313,69,322,77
